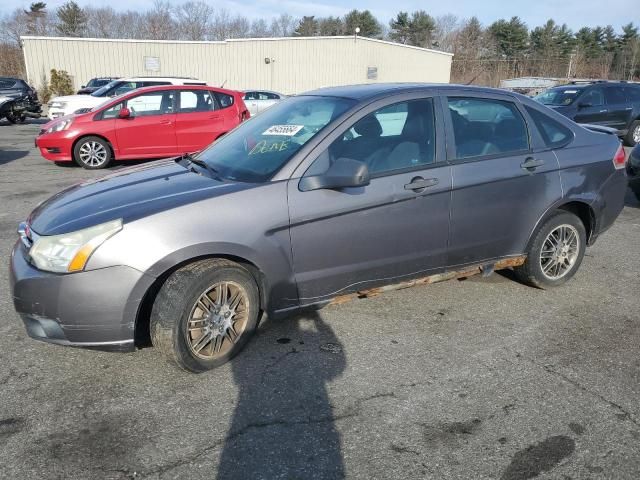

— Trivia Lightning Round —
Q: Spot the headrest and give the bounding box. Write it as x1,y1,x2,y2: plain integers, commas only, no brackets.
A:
353,115,382,137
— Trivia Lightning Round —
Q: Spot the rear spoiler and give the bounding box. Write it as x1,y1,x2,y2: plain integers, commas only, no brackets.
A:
581,123,618,135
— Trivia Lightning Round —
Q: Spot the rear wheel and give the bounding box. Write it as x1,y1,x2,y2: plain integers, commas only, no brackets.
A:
625,120,640,146
73,136,112,169
150,258,260,373
514,211,586,288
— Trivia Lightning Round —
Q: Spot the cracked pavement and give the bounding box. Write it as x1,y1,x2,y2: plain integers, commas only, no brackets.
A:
1,121,640,479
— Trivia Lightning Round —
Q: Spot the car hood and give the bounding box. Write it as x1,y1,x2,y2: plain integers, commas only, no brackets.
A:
28,159,254,235
50,94,107,106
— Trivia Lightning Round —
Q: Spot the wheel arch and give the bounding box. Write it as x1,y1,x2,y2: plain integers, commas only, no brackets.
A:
133,252,268,348
526,200,596,252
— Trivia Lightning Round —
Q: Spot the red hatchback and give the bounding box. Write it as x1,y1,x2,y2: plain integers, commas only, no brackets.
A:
36,85,249,169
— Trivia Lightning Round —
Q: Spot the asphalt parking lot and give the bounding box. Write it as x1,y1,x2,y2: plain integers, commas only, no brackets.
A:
1,120,639,480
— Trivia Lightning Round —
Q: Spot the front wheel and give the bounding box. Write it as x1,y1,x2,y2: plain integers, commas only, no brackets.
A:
150,258,261,373
73,136,112,169
514,211,586,288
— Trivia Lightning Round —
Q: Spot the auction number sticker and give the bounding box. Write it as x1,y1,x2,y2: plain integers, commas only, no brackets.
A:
262,125,304,136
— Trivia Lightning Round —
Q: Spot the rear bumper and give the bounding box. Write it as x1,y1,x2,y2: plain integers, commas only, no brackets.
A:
9,240,155,351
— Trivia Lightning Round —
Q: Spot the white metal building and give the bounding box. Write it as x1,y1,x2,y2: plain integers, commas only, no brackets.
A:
21,35,453,94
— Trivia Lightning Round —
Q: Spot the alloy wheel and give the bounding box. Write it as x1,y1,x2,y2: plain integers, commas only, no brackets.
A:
539,224,580,280
633,124,640,144
186,281,250,360
78,141,108,167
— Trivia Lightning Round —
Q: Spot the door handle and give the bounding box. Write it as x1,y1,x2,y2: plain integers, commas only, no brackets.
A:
208,115,221,120
520,157,545,171
404,177,439,191
599,109,608,113
159,119,172,125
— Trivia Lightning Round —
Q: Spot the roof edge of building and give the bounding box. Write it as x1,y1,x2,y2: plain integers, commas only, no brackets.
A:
20,35,454,57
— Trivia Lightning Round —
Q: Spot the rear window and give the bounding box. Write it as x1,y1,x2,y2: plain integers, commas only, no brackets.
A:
216,93,234,108
525,106,573,148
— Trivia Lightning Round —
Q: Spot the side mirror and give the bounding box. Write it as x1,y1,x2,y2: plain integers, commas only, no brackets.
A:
578,102,592,109
81,85,86,88
118,107,131,119
299,158,370,192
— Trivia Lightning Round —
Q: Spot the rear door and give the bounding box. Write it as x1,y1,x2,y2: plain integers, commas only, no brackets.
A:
287,95,452,303
604,86,633,131
114,89,177,157
574,87,608,125
174,89,222,153
444,93,562,266
244,91,259,116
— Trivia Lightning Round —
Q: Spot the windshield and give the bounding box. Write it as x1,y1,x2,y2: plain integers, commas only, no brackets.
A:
534,88,582,106
91,80,121,97
194,96,356,182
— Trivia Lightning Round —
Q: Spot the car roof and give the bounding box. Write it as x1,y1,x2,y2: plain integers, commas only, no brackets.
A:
120,76,205,84
118,84,240,96
301,83,524,101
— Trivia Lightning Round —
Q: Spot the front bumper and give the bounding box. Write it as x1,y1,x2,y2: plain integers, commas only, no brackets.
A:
9,240,155,351
35,131,74,162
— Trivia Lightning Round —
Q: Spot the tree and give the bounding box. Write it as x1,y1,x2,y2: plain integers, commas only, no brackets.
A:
270,14,296,37
388,10,435,47
141,0,175,40
343,10,381,38
434,14,459,51
250,19,270,37
294,16,318,37
318,16,343,36
488,16,528,58
25,2,48,35
174,1,213,41
55,1,87,37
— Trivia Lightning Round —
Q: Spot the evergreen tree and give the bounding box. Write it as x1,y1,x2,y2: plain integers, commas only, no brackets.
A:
55,1,87,37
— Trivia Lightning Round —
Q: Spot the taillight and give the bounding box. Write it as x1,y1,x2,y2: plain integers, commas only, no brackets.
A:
613,144,626,169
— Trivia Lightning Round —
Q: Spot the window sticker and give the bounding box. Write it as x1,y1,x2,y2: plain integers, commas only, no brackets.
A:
563,90,578,94
262,125,304,136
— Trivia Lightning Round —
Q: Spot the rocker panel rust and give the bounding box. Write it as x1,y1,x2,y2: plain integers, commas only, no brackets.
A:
328,255,527,306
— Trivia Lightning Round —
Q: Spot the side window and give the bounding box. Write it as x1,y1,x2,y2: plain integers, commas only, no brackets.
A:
244,92,257,100
525,106,573,148
447,97,529,159
580,88,604,106
306,98,436,177
216,93,234,108
625,87,640,102
178,90,215,113
0,79,16,88
126,91,175,116
265,92,280,100
604,87,627,105
102,102,123,119
143,81,171,87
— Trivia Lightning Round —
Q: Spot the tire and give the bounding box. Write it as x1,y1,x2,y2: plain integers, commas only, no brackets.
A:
5,113,17,124
150,258,261,373
625,120,640,147
630,180,640,202
514,211,587,289
73,136,112,169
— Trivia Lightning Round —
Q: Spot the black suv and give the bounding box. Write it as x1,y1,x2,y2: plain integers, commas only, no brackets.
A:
0,77,38,102
535,81,640,146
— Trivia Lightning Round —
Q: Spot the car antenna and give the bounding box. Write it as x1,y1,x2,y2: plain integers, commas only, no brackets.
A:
465,74,480,85
220,80,227,88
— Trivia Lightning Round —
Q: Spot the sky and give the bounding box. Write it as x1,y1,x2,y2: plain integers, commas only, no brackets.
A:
1,0,636,32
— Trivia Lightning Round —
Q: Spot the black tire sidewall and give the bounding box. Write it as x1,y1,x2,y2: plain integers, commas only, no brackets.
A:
73,136,112,169
164,263,260,373
525,212,587,288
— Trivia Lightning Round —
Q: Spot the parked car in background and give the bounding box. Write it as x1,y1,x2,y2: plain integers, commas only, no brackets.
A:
47,77,207,119
37,85,248,168
243,90,286,116
12,84,627,372
627,143,640,200
0,77,42,123
534,81,640,146
77,77,119,95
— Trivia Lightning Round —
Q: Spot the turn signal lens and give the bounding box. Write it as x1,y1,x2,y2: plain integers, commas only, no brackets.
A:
613,144,626,169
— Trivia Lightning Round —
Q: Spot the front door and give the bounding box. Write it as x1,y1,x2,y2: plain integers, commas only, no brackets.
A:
574,87,608,125
287,97,452,304
114,90,177,157
443,94,563,266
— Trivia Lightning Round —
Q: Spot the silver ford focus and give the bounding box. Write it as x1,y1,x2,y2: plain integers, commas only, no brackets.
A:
10,83,628,372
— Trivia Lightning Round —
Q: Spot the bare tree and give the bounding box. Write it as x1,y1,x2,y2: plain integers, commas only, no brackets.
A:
175,1,213,41
250,19,270,38
434,14,459,52
270,13,296,37
85,7,119,38
142,0,176,40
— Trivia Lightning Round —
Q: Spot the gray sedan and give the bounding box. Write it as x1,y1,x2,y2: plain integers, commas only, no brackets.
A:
10,83,628,372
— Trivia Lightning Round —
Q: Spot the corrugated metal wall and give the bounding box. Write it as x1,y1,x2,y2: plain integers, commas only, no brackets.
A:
21,36,453,94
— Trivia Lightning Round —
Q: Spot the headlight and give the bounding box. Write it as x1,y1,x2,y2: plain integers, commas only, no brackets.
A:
48,101,67,109
45,118,73,134
29,219,122,273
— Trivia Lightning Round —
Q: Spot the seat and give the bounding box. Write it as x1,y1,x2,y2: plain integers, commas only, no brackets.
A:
336,115,384,163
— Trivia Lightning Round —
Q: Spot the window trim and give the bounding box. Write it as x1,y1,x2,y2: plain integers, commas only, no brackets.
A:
441,94,533,164
288,91,446,183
